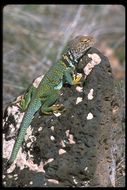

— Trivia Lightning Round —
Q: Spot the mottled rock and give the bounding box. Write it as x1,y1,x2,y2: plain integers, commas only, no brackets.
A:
3,47,124,187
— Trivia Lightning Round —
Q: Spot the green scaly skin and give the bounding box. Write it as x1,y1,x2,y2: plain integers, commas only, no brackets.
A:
8,35,95,164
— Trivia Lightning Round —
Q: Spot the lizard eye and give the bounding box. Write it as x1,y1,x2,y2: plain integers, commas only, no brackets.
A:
83,39,89,43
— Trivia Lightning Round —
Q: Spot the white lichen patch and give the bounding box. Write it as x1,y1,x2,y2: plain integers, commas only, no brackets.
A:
86,113,93,120
27,150,34,158
84,167,88,171
65,130,70,137
3,104,25,151
3,134,15,159
58,148,66,155
87,89,94,100
83,62,93,76
68,134,75,144
25,130,36,149
44,182,47,186
7,105,24,125
76,86,83,93
17,113,25,125
65,130,75,144
47,179,59,184
26,142,32,148
8,175,13,178
88,53,101,65
38,127,43,131
83,53,101,76
30,181,33,185
24,126,33,141
60,140,66,147
72,176,78,184
7,106,19,116
50,126,54,131
81,180,90,187
53,112,61,117
44,158,54,166
14,177,18,180
88,53,101,64
76,97,83,104
50,136,55,141
33,75,44,88
7,162,16,174
3,117,46,173
3,175,5,179
26,160,45,172
43,158,54,167
14,174,18,177
23,159,42,171
112,105,119,114
9,124,15,133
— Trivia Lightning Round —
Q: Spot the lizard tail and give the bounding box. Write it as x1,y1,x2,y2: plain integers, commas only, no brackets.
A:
8,101,41,164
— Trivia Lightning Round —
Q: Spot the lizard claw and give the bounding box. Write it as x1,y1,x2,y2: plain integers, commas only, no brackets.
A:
52,104,64,112
72,73,82,85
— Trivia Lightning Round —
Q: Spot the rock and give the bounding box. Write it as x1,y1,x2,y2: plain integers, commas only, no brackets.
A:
2,47,124,187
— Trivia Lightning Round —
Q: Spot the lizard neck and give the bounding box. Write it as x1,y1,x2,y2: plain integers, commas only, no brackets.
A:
61,50,78,68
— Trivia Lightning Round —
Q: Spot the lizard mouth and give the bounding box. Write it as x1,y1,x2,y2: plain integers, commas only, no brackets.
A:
78,47,92,61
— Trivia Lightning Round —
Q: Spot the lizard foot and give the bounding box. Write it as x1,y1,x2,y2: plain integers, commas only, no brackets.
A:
40,104,64,115
52,104,65,112
72,73,82,85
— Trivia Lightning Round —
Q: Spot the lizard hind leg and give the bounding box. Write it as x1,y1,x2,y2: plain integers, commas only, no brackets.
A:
40,91,64,115
19,85,36,112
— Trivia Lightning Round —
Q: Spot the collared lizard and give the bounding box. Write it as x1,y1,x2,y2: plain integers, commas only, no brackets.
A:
8,35,95,164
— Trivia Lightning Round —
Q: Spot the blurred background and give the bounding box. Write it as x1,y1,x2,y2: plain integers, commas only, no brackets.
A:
3,5,125,186
3,5,125,109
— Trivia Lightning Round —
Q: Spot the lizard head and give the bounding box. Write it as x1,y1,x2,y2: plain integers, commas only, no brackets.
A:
68,35,95,62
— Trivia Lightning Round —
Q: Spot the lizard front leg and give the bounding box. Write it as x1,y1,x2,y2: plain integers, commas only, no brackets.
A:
40,90,64,115
64,67,82,85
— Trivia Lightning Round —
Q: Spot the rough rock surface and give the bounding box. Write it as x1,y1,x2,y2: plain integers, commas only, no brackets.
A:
3,47,124,187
